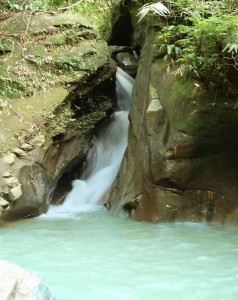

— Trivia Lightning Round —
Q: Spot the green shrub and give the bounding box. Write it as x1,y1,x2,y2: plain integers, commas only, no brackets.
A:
148,0,238,93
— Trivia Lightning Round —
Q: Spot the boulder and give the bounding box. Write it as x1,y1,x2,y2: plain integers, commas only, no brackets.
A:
109,45,134,59
0,11,117,220
115,52,138,75
109,46,138,75
3,163,51,220
0,260,54,300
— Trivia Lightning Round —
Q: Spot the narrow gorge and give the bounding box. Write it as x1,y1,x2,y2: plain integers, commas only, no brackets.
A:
0,1,238,299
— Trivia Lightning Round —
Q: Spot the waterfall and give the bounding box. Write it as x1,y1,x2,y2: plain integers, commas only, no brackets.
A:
116,67,134,111
47,68,134,216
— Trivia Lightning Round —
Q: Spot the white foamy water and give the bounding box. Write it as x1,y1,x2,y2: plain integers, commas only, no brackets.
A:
48,111,129,216
116,67,134,111
47,68,133,217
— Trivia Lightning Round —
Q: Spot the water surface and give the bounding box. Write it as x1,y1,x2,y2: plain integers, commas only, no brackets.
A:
0,209,238,300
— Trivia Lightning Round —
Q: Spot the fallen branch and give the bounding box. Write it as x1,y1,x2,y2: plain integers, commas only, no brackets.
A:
58,0,84,11
21,11,37,64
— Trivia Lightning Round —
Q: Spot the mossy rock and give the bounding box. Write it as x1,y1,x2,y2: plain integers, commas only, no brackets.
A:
0,10,116,221
0,11,113,155
0,12,110,100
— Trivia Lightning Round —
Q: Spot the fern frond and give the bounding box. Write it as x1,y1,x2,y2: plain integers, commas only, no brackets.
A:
223,43,238,53
137,2,170,22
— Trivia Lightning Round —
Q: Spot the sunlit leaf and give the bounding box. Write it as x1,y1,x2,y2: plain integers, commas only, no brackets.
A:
223,43,238,53
137,2,170,22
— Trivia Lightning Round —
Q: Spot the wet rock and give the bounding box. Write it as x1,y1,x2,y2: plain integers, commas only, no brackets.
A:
109,46,134,59
115,52,138,75
3,164,51,220
12,148,27,158
0,260,54,300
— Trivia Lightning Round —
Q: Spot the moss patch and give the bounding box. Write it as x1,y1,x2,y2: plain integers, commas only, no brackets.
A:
0,12,110,100
73,0,115,40
0,87,68,156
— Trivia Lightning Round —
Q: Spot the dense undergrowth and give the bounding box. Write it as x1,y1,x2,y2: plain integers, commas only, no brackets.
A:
0,0,114,100
0,0,114,39
1,0,238,95
136,0,238,95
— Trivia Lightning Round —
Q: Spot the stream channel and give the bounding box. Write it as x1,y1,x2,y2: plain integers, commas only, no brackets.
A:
0,68,238,300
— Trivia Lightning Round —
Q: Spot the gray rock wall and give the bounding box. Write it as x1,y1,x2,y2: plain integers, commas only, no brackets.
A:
107,20,238,225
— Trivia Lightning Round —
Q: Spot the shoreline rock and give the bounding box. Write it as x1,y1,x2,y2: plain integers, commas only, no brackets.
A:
0,260,55,300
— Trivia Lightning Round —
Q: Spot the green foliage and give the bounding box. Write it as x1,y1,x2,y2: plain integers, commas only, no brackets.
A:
0,74,21,99
151,0,238,92
1,0,82,10
72,0,113,39
42,97,111,136
2,0,52,10
137,2,170,22
177,15,238,79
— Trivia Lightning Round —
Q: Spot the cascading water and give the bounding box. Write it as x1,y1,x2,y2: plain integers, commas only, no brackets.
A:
48,68,134,216
2,71,238,300
115,67,134,111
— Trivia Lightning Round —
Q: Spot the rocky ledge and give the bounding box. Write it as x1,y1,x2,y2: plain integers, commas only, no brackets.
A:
107,18,238,226
0,11,116,220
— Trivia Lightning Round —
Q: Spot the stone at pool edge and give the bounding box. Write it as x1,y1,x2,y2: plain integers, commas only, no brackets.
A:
0,260,55,300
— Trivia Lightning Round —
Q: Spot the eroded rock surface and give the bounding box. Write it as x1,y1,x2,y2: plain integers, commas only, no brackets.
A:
0,12,116,220
107,22,238,225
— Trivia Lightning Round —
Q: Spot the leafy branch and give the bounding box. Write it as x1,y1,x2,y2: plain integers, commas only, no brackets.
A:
144,1,238,94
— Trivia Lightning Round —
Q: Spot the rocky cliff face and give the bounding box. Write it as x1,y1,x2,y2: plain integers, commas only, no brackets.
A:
107,15,238,225
0,11,116,220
